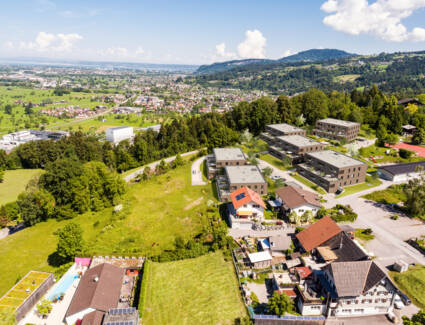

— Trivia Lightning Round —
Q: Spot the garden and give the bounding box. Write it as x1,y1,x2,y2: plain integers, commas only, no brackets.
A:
390,265,425,309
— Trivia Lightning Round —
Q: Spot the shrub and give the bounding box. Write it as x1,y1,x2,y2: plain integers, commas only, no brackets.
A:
363,228,373,235
399,148,414,159
391,214,399,220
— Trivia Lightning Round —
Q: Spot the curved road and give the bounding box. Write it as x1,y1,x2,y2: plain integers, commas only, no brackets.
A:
191,156,208,185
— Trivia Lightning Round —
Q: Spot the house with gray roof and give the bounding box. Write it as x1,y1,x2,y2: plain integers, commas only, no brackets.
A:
321,261,397,317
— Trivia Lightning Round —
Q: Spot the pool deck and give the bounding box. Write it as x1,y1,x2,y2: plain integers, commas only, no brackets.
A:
18,264,85,325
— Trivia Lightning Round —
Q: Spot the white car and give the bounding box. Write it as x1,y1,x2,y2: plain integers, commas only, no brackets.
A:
394,295,404,309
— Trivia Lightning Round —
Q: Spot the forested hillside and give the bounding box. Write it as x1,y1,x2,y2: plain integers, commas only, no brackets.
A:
190,51,425,96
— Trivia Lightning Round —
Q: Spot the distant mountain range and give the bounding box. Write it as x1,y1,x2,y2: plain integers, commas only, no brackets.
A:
196,49,357,74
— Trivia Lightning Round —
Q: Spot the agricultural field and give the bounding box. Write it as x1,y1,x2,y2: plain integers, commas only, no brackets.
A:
390,265,425,309
142,252,246,325
0,161,216,296
0,169,43,205
334,74,360,82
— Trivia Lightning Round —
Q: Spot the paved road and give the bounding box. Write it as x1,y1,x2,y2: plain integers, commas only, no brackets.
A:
123,150,200,182
191,156,208,185
258,158,425,268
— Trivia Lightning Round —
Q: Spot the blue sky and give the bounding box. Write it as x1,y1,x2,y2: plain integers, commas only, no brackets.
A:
1,0,425,64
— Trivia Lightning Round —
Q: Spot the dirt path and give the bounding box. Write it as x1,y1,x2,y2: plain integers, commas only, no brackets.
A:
184,197,203,210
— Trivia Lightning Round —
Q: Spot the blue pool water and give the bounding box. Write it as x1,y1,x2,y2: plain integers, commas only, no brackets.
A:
48,273,78,300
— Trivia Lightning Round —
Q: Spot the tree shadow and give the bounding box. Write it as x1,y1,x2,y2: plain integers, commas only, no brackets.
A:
47,251,66,267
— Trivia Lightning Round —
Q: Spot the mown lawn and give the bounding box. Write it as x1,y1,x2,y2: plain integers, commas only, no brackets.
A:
258,154,291,171
362,184,406,204
290,173,327,195
142,252,246,325
0,162,216,296
0,169,43,205
336,175,382,198
390,265,425,309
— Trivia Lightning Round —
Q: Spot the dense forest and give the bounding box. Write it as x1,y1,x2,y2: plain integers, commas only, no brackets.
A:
190,52,425,96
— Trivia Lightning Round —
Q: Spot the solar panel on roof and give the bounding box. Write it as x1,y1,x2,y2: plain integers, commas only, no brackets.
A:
235,193,246,200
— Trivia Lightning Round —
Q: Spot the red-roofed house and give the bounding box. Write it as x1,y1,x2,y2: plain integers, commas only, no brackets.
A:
295,216,342,252
228,187,266,229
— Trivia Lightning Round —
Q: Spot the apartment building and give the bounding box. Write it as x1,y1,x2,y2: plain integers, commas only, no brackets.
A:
313,118,360,142
268,135,325,163
260,123,306,145
206,148,247,179
297,150,368,193
105,126,134,143
216,165,267,201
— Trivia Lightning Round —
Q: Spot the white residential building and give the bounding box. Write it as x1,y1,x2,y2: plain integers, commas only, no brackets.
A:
105,126,134,143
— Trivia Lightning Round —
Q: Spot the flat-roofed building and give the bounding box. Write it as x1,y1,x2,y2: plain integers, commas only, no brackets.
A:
206,148,247,179
260,123,306,145
217,165,267,201
105,126,134,143
313,118,360,142
268,135,325,163
297,150,368,193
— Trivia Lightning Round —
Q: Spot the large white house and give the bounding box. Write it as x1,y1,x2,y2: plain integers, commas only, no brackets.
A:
105,126,134,143
228,186,266,229
275,185,322,217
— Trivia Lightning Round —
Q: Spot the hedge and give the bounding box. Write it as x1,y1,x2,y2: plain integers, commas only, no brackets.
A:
138,259,151,318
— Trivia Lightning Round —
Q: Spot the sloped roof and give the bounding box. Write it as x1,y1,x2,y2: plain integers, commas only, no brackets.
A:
378,161,425,176
325,261,387,297
81,310,105,325
230,186,266,210
296,216,342,252
275,185,322,209
66,263,124,317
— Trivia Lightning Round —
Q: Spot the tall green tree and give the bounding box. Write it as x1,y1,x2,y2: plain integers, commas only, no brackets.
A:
55,222,84,262
267,292,294,316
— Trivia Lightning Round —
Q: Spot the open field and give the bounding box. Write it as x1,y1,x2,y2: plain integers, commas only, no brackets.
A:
258,154,291,171
0,169,43,205
142,252,246,325
390,265,425,309
335,74,360,82
0,162,216,296
362,184,406,204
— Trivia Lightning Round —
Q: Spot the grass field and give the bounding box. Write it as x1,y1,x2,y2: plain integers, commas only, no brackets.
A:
258,154,291,171
354,229,375,242
290,173,327,195
0,169,43,205
0,162,216,296
142,252,246,325
336,176,382,198
390,265,425,309
335,74,360,82
362,184,406,204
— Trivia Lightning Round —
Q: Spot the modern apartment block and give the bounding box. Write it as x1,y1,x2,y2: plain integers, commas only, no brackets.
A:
297,150,368,193
260,123,306,145
313,118,360,142
206,148,248,179
216,165,267,201
268,135,325,163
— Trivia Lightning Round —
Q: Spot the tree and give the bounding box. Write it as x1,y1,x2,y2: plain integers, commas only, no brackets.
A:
173,154,184,168
0,169,4,183
288,211,300,224
274,178,285,188
301,210,314,223
55,222,84,262
17,189,55,226
399,148,413,159
402,309,425,325
262,167,273,178
412,128,425,145
404,176,425,218
267,292,293,316
36,299,52,318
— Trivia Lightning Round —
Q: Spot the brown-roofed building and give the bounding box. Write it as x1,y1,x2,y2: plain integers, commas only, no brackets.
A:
322,261,397,317
295,216,342,252
81,310,105,325
65,263,124,325
275,185,322,217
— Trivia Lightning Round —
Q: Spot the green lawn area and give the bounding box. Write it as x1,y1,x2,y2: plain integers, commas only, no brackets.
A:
390,265,425,309
0,169,43,205
335,74,360,82
142,252,246,325
362,184,406,204
336,175,382,198
354,229,375,242
290,173,327,195
0,162,216,296
258,154,291,171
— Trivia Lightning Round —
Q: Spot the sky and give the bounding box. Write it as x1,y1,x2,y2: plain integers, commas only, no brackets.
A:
1,0,425,65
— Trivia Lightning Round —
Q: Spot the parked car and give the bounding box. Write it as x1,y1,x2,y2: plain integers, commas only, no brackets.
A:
399,292,411,305
393,295,404,309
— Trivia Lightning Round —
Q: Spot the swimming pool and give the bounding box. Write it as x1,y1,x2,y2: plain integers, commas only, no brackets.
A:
48,273,78,301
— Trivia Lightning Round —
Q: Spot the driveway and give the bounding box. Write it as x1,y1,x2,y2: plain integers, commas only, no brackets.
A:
123,150,200,182
191,156,208,185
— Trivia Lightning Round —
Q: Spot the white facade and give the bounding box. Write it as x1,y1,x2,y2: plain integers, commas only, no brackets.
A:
234,202,264,219
378,169,423,182
297,299,327,316
276,197,319,217
105,126,134,143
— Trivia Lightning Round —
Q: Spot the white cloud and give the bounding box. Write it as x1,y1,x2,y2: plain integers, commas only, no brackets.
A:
16,32,83,52
282,49,296,58
215,42,237,60
321,0,425,42
135,46,145,55
237,29,266,58
35,0,55,12
96,45,151,61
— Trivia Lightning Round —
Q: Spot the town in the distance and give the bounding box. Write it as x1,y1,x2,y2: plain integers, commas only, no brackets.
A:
1,2,425,325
